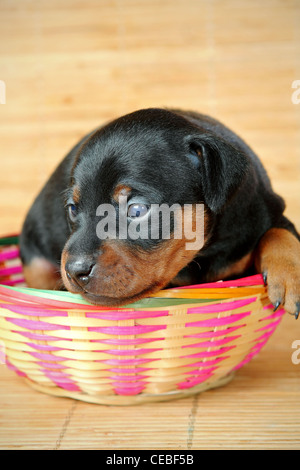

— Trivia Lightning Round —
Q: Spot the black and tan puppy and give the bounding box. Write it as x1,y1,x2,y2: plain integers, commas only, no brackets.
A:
20,108,300,317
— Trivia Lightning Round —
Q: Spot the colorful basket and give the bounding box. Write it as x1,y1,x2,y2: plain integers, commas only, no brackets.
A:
0,235,285,405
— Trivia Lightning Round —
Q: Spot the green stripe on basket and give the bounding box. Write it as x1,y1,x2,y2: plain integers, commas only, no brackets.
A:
0,235,19,246
1,285,95,305
1,284,219,308
127,298,218,308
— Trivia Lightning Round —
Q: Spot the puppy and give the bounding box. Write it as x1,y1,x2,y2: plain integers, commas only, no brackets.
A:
20,108,300,317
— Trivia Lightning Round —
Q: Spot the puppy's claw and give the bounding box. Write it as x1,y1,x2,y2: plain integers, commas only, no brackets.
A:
295,302,300,320
273,300,281,312
262,271,268,286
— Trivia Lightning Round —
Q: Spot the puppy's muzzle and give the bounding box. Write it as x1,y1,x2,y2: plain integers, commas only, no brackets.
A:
65,256,95,289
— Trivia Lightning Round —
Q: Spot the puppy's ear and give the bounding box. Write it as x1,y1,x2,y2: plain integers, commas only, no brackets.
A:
185,133,250,213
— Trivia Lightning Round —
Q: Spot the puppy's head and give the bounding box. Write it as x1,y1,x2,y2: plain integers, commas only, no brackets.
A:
61,108,249,305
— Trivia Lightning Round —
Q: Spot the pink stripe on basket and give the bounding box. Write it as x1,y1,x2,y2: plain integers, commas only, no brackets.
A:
52,382,81,392
0,266,23,277
185,367,217,376
89,325,166,335
185,325,243,339
29,351,68,361
0,248,20,262
14,331,69,341
110,375,148,382
43,371,74,383
0,284,108,310
184,357,229,368
114,385,145,395
113,381,146,388
232,336,271,371
36,362,65,369
86,310,168,320
26,343,62,352
178,373,214,389
6,359,27,377
255,318,282,332
186,311,250,328
95,348,161,356
233,351,259,371
263,304,286,316
233,354,255,370
94,337,164,345
44,370,81,392
185,366,217,375
181,346,234,359
252,337,270,351
42,370,69,378
1,304,68,317
263,303,274,310
187,297,256,314
104,358,158,366
259,309,285,322
254,329,277,343
6,317,70,331
109,367,151,373
182,335,240,349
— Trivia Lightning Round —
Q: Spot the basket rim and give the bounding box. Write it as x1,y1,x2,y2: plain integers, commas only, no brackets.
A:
0,233,266,309
0,275,266,309
0,235,285,406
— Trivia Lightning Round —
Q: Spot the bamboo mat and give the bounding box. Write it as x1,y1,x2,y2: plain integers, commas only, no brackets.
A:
0,314,299,450
0,0,300,450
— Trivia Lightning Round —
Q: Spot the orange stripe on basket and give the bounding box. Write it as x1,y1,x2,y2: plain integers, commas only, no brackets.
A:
178,274,264,289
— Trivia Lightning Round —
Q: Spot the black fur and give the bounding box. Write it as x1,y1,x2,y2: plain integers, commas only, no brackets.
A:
20,108,299,289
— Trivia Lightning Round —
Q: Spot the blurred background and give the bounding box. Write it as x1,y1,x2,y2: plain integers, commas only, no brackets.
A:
0,0,300,450
0,0,299,235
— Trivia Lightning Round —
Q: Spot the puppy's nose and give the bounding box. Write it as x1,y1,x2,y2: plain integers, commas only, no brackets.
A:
65,258,95,287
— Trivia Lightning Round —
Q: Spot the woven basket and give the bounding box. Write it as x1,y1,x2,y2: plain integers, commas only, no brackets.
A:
0,235,285,405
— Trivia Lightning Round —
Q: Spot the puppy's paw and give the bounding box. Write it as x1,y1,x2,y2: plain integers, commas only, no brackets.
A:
23,257,62,290
262,259,300,319
255,228,300,320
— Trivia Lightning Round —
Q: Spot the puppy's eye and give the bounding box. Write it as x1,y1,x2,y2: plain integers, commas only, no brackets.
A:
127,203,149,219
67,204,78,222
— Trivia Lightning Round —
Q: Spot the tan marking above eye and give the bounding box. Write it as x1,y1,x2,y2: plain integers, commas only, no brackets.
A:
112,184,132,202
72,186,81,204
